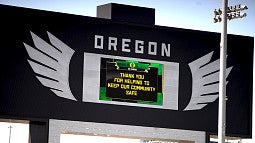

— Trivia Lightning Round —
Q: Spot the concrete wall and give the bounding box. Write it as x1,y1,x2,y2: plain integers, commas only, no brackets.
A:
48,119,206,143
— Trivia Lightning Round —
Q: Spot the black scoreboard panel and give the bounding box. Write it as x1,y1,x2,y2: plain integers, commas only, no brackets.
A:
0,4,253,137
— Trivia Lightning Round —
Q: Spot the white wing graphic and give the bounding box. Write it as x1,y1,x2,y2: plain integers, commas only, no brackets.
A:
184,51,233,111
23,31,77,101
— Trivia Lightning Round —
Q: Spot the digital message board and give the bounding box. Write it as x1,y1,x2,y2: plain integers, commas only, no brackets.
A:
100,58,163,105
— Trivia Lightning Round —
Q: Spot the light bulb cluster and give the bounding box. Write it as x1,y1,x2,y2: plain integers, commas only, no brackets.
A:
213,4,248,23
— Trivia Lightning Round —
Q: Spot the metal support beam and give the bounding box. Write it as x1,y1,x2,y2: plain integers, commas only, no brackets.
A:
218,0,228,142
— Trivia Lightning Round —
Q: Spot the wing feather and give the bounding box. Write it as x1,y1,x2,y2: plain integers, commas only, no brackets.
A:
30,32,62,61
36,76,62,91
184,51,233,110
192,58,220,80
24,43,58,69
27,60,61,81
24,31,76,101
47,31,74,59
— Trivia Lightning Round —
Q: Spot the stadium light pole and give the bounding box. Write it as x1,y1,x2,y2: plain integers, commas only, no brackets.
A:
213,1,248,143
8,125,12,143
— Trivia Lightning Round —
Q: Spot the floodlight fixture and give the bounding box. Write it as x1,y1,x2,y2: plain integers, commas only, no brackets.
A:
213,4,248,23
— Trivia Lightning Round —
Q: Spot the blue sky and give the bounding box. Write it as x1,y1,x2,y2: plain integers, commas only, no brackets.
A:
0,0,254,37
0,0,254,142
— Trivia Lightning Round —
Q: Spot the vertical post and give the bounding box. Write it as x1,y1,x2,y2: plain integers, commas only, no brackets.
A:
218,0,228,143
8,125,12,143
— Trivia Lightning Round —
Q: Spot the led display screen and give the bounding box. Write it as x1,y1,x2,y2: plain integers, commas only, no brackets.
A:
100,58,163,105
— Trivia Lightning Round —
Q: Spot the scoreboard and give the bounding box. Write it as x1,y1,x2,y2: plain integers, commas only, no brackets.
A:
0,4,253,138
